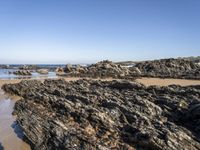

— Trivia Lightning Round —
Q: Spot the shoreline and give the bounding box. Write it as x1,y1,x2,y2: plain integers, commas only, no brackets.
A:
0,88,31,150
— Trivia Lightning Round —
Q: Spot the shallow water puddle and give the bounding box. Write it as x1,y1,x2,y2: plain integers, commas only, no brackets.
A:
0,90,31,150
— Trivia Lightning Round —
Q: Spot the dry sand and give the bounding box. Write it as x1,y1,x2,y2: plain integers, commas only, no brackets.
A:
0,77,200,88
0,79,21,87
136,77,200,86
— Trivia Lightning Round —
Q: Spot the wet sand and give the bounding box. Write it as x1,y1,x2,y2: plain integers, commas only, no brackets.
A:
136,77,200,86
0,89,31,150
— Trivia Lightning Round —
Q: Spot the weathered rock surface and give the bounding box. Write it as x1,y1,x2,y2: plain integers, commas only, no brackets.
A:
19,65,38,70
58,59,200,80
37,69,49,74
84,60,131,78
2,79,200,150
134,58,200,79
0,64,10,69
61,60,136,80
55,67,64,73
13,70,32,76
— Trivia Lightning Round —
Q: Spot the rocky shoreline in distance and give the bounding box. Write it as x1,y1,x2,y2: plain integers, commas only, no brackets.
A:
2,57,200,80
57,58,200,80
57,60,138,80
2,79,200,150
134,58,200,79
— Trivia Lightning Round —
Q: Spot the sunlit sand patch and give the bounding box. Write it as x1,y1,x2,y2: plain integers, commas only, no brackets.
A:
136,77,200,86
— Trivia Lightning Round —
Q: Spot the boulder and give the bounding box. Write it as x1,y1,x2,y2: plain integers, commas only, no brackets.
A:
13,70,32,76
55,67,64,73
64,64,72,73
37,69,49,74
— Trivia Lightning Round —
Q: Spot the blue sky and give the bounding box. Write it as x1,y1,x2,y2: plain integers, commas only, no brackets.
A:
0,0,199,64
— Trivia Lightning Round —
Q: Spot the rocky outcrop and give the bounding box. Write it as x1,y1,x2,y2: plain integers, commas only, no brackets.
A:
37,69,49,74
2,79,200,150
61,60,136,80
182,56,200,63
19,65,38,70
64,64,73,73
55,67,64,73
13,70,32,76
0,64,10,69
58,59,200,80
84,60,131,78
134,58,200,79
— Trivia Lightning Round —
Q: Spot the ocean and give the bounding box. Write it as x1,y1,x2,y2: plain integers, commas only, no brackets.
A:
0,69,57,79
0,64,64,79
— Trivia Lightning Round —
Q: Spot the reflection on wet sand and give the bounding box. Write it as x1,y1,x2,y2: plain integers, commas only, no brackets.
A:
0,90,31,150
0,143,4,150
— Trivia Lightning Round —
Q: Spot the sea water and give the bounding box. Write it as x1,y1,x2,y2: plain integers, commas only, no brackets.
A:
0,68,57,80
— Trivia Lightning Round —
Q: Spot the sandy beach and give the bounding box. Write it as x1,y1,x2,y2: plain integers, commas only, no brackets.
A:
136,77,200,86
1,77,200,88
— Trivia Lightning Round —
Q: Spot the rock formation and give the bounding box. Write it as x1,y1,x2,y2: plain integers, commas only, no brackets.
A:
60,60,135,80
0,64,10,69
58,59,200,80
134,58,200,79
2,79,200,150
37,69,49,74
55,67,64,73
19,65,38,70
83,60,130,78
13,70,32,76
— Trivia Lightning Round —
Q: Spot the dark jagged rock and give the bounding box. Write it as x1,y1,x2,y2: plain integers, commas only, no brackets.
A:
182,56,200,63
58,58,200,80
19,65,39,70
60,60,136,80
2,79,200,150
83,60,130,78
134,58,200,79
13,70,32,76
55,67,64,73
64,64,73,73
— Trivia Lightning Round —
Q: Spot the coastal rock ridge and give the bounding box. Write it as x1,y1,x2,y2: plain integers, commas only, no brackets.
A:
2,79,200,150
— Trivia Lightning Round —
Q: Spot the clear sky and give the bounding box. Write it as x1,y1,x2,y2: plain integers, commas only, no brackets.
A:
0,0,199,64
